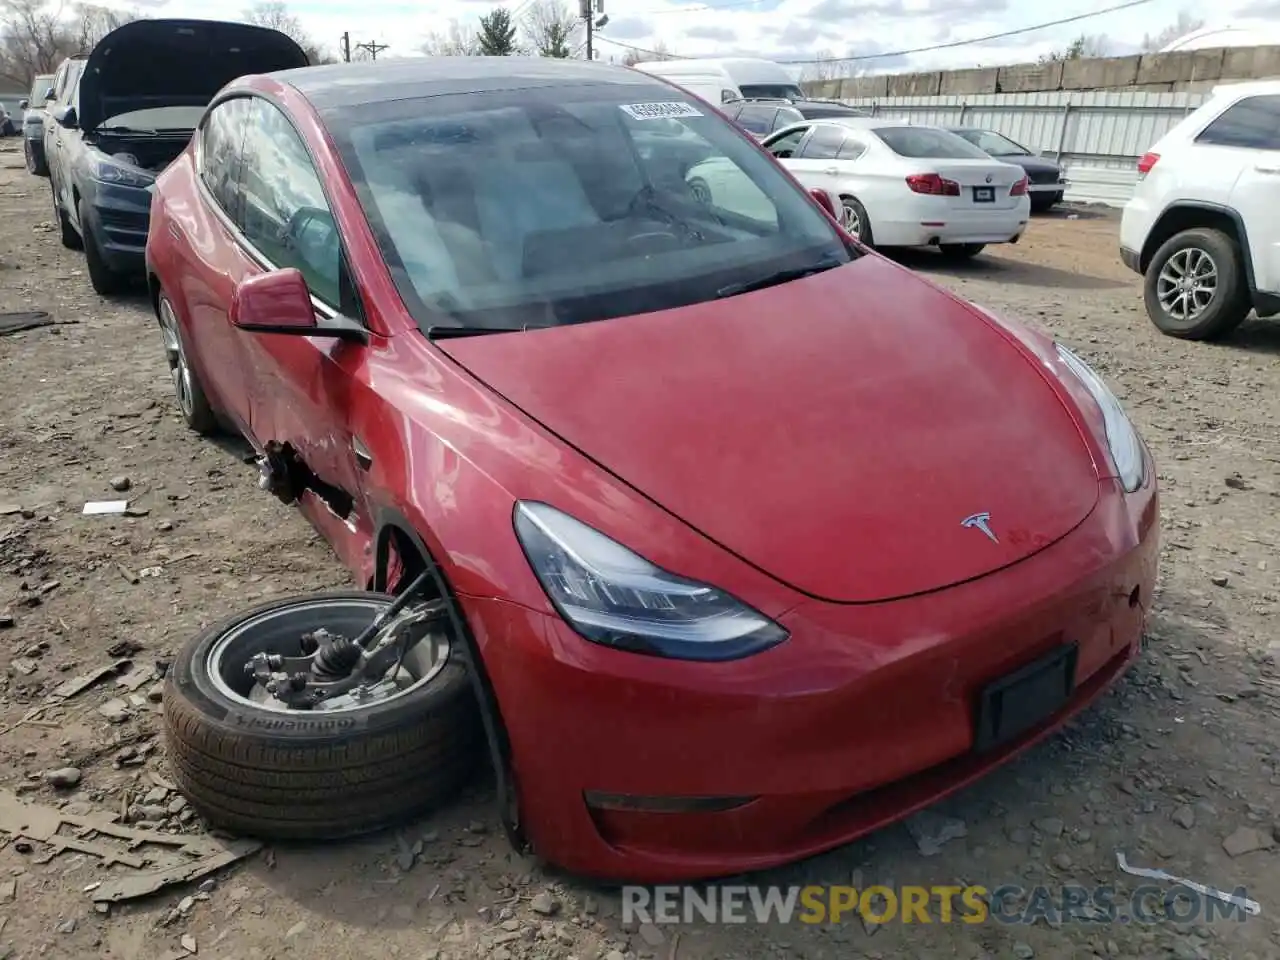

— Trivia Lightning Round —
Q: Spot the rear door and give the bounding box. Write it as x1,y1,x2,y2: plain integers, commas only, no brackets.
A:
1196,94,1280,293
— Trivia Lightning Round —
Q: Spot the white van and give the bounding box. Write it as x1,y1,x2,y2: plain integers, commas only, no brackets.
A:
631,61,741,106
632,57,805,104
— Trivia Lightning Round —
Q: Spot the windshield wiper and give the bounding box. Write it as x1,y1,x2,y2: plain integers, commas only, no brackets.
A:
97,125,156,135
426,324,548,339
716,256,846,299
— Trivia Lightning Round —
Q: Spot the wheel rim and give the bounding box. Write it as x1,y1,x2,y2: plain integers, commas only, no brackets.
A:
207,596,452,714
841,201,861,236
689,180,711,204
1157,247,1218,323
157,298,194,418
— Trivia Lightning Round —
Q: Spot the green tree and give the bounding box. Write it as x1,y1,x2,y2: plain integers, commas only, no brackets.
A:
477,7,518,55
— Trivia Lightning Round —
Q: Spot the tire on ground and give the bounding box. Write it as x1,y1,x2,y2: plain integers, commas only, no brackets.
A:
163,589,483,840
1143,227,1251,342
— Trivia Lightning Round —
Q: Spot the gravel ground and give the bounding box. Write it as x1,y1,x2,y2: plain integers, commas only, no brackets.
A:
1,136,1279,960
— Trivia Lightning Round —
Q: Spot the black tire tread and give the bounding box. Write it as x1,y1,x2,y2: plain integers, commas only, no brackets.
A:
158,293,220,436
839,194,874,247
80,200,127,295
162,590,482,841
1143,227,1251,342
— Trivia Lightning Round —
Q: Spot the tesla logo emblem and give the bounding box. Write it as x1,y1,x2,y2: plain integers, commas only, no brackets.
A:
984,174,993,183
961,512,999,543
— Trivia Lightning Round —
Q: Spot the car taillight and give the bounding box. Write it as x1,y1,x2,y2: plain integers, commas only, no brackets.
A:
1137,152,1159,176
1010,176,1028,196
905,173,960,196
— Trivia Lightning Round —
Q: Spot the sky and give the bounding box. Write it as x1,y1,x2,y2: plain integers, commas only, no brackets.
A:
102,0,1280,76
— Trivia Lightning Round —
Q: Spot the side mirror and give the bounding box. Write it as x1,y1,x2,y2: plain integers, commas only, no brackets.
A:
43,87,55,101
809,187,836,218
18,99,28,111
229,268,365,341
53,105,76,128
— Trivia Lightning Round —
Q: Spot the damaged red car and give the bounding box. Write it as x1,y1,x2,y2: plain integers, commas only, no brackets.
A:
147,57,1159,883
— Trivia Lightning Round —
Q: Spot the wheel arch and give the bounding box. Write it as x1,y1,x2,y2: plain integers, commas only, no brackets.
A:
1139,201,1252,285
369,505,527,851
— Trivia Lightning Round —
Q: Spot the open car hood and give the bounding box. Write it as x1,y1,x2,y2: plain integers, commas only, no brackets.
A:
78,19,309,133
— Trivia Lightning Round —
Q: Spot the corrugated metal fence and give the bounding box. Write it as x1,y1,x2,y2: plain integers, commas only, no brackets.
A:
839,91,1210,206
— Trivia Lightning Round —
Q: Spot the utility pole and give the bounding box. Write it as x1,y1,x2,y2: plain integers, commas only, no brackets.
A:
580,0,604,60
340,31,351,62
356,40,389,60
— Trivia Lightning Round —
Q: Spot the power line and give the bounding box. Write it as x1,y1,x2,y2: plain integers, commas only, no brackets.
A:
356,39,390,59
782,0,1157,64
599,0,1157,64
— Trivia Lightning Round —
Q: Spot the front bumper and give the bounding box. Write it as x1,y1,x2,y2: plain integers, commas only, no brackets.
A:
465,470,1159,882
82,180,153,275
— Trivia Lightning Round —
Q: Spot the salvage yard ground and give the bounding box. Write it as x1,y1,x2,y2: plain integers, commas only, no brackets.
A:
1,137,1279,960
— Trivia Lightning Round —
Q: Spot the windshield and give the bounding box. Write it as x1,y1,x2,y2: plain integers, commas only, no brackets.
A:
874,126,995,160
953,128,1029,156
328,83,853,332
739,82,806,100
101,105,205,132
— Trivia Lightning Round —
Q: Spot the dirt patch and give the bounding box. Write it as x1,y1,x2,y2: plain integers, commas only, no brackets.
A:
1,136,1278,960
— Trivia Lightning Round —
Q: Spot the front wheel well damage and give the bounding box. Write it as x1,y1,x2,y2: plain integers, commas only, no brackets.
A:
370,513,527,854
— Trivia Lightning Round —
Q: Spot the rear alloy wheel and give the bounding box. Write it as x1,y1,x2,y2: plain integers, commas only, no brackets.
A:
163,590,483,840
939,243,986,260
1143,227,1251,341
156,292,219,435
839,195,873,246
79,200,128,295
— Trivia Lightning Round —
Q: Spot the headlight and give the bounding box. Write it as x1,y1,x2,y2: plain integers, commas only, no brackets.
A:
513,501,788,661
1055,344,1145,493
90,158,153,189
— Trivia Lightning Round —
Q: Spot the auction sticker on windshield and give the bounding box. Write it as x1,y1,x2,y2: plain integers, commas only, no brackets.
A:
620,102,704,120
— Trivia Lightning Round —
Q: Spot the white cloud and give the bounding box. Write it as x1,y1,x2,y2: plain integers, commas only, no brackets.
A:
87,0,1276,74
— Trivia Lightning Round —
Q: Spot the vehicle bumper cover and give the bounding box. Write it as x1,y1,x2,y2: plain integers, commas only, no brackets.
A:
464,471,1159,882
84,181,152,274
1119,245,1141,274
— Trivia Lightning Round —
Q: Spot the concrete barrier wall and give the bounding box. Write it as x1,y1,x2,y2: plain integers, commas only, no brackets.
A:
801,44,1280,100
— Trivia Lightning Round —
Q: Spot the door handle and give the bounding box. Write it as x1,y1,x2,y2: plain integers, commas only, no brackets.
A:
824,167,839,176
1254,164,1280,174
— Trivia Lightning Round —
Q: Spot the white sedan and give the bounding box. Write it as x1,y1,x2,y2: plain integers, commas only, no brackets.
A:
688,118,1031,259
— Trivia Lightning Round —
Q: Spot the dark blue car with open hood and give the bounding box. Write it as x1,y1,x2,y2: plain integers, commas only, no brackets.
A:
45,18,310,294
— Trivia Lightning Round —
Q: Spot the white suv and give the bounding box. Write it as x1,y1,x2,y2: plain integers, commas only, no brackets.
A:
1119,80,1280,341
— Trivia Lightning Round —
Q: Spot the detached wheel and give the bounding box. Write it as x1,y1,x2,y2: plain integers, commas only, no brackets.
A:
156,291,219,435
1143,227,1250,341
163,590,483,840
939,242,985,260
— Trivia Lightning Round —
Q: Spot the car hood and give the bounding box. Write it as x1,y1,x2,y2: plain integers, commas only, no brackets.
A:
77,19,309,133
438,255,1100,603
1001,154,1062,176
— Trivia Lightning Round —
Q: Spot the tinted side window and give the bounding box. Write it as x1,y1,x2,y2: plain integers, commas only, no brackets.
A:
766,126,808,158
200,98,251,221
837,137,867,160
735,105,778,136
1196,95,1280,150
799,125,847,160
239,98,342,308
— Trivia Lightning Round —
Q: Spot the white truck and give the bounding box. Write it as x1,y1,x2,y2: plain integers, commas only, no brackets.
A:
630,57,805,106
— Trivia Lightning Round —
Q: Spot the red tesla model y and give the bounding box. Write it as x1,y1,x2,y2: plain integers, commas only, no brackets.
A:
146,57,1159,883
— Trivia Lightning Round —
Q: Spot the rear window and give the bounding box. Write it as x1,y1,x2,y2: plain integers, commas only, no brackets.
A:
739,83,805,100
328,84,853,333
1195,95,1280,150
874,126,994,160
